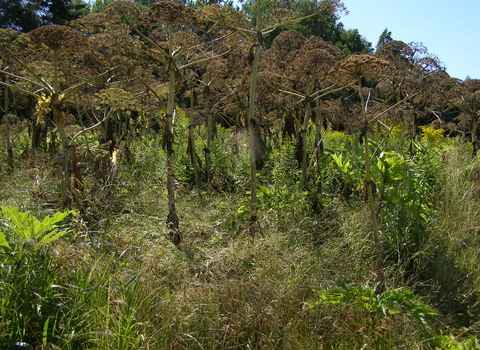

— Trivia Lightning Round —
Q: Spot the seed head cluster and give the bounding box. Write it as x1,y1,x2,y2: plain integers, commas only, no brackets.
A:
377,40,414,63
330,54,389,82
28,25,87,51
140,2,200,28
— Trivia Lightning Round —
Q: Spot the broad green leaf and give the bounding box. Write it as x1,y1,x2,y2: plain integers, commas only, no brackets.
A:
0,231,10,252
1,206,76,250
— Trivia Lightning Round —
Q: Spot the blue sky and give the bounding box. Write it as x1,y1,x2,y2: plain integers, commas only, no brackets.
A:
339,0,480,80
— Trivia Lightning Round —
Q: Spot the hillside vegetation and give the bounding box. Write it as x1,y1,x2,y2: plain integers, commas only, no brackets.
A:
1,0,480,349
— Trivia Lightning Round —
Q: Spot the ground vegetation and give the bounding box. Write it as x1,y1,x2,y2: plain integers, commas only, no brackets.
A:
1,1,479,348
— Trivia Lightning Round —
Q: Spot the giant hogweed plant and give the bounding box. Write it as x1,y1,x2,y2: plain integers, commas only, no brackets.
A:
228,0,344,235
305,282,438,329
328,53,425,292
0,205,76,348
126,1,233,246
0,25,117,207
328,133,441,270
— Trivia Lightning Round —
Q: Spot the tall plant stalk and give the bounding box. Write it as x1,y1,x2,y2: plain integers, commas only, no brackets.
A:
130,2,231,245
165,55,180,246
247,5,262,233
204,83,214,186
299,77,314,188
358,77,385,292
241,0,333,234
187,72,201,188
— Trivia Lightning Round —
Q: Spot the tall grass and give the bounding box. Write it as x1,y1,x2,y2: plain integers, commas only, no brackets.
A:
1,127,479,349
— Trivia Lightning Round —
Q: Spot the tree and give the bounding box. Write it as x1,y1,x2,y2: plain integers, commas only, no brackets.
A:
0,0,89,32
242,0,374,56
336,27,372,55
254,0,344,45
376,27,392,51
0,0,39,32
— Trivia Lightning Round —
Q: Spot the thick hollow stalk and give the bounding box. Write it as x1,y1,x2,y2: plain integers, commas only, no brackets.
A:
248,39,261,232
4,87,13,171
358,77,385,292
314,99,324,190
165,36,180,245
205,85,213,185
472,116,479,156
247,0,262,233
187,73,201,188
300,76,313,188
53,48,74,207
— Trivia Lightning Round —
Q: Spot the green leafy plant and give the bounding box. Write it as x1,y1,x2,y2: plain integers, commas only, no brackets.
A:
429,335,480,350
0,205,76,347
306,282,438,326
0,205,75,252
373,143,441,270
419,126,445,146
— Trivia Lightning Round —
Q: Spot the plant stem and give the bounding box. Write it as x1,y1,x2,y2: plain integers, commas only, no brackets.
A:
205,83,214,186
166,28,180,246
187,71,201,188
247,0,262,235
358,77,385,292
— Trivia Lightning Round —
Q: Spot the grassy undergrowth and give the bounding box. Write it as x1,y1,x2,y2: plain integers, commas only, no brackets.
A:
1,127,480,349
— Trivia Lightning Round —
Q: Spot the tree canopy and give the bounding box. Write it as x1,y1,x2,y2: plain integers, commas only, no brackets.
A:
0,0,89,32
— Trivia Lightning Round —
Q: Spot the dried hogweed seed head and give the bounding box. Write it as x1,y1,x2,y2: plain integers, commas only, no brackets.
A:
291,48,336,77
70,12,114,34
301,36,343,59
270,30,305,52
0,28,19,44
376,40,414,63
105,0,141,18
197,4,248,29
29,25,87,51
139,2,199,28
329,54,389,83
172,30,200,49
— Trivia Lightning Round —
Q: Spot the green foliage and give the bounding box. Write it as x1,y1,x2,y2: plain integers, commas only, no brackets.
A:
376,142,444,269
376,27,393,51
429,335,480,350
0,206,76,347
306,282,438,326
0,0,89,32
336,28,373,55
0,205,76,252
419,126,446,147
330,152,356,184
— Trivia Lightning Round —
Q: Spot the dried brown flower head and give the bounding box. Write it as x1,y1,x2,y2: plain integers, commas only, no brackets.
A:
462,79,480,93
270,30,305,52
105,0,141,18
301,35,343,59
376,40,414,63
0,28,19,44
329,54,389,83
139,2,200,28
28,25,87,51
70,13,114,34
172,30,200,49
196,4,248,29
291,48,336,77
